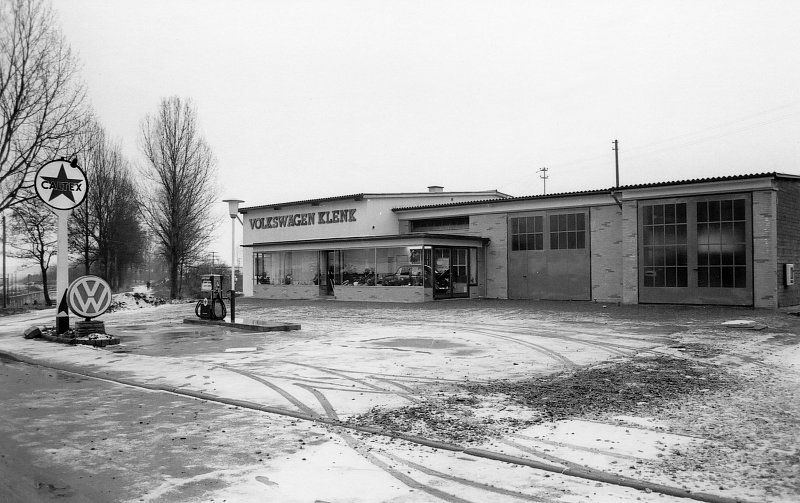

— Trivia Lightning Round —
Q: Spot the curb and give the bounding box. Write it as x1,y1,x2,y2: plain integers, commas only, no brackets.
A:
0,348,752,503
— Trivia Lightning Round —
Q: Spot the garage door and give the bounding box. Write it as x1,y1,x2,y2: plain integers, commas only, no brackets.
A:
508,210,590,300
638,194,753,305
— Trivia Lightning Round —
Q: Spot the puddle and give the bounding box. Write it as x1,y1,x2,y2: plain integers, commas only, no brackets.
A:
368,337,467,349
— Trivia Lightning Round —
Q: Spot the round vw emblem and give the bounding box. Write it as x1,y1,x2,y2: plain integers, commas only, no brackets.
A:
67,276,112,319
34,159,88,211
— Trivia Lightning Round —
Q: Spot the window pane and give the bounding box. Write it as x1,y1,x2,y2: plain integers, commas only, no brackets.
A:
722,250,734,265
677,247,687,266
733,222,746,243
567,232,577,249
644,269,654,287
676,203,687,223
665,204,675,224
697,202,708,222
676,224,687,244
550,233,559,250
653,205,664,225
576,213,585,230
698,267,708,287
665,267,676,287
535,234,543,250
721,267,734,288
644,206,653,225
734,244,746,265
698,245,708,266
511,218,519,233
643,227,653,246
512,235,520,251
654,227,664,245
567,213,576,230
708,245,721,265
665,225,676,245
666,246,676,266
709,201,721,222
550,215,558,232
576,232,585,249
734,266,747,288
709,267,721,287
560,231,569,249
721,200,733,221
527,234,538,250
534,216,543,233
559,214,567,230
733,199,746,220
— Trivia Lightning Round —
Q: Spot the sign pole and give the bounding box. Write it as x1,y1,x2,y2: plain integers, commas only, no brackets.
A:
55,209,70,334
33,158,88,335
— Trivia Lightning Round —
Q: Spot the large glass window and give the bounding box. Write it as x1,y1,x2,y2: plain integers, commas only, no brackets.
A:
642,203,688,287
341,249,375,285
697,199,747,288
510,216,544,251
254,251,316,285
549,213,586,250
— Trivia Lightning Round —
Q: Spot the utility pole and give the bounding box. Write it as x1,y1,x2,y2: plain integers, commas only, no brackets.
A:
538,167,549,195
2,213,5,309
612,139,620,187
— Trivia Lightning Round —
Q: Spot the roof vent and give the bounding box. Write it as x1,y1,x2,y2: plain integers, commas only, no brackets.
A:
428,185,444,193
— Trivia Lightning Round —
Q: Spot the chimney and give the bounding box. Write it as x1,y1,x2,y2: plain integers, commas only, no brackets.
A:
428,185,444,193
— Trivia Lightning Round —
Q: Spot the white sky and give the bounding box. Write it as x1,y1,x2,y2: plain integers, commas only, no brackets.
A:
19,0,799,275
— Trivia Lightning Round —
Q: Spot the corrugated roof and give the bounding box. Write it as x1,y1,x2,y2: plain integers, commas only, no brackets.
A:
392,172,798,212
239,190,510,213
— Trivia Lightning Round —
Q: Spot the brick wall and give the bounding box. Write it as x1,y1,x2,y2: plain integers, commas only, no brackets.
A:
590,205,623,302
752,190,778,308
470,213,509,299
621,201,639,304
777,179,800,306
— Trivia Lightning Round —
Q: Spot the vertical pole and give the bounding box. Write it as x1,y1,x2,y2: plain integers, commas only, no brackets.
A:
56,209,70,334
613,139,620,187
2,213,6,309
230,216,236,323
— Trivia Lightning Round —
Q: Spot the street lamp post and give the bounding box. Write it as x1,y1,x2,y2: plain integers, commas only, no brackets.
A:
223,199,244,323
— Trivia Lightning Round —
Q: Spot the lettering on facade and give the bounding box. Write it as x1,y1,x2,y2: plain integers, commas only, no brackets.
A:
249,209,357,230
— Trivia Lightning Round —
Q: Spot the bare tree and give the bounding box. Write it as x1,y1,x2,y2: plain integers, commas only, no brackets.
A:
69,118,146,288
8,198,56,304
139,96,218,299
0,0,87,212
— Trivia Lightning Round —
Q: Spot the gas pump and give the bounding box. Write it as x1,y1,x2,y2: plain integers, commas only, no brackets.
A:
195,274,227,320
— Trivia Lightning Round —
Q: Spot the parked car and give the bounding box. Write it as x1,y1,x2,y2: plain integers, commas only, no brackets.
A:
380,265,428,286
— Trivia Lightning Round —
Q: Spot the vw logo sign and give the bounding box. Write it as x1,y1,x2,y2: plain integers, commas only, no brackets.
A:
34,159,88,211
67,275,112,319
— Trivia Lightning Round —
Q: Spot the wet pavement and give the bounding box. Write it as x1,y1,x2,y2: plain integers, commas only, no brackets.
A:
0,298,798,502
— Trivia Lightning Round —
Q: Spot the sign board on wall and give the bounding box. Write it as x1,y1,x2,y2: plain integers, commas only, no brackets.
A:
249,209,357,230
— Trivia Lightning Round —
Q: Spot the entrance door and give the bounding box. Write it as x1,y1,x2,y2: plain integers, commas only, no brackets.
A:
319,250,339,296
433,247,471,299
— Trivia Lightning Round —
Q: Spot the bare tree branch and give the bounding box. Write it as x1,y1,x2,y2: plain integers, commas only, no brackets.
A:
0,0,87,213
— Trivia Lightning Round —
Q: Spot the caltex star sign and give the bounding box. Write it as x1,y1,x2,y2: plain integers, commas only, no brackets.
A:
34,159,88,210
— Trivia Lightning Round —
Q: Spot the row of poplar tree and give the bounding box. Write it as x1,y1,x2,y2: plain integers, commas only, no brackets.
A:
1,0,219,302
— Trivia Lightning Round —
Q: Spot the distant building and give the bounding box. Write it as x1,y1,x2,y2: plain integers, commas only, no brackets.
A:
240,173,800,308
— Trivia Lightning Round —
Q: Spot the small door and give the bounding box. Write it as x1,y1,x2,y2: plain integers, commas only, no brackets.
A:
319,250,339,296
433,247,471,299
